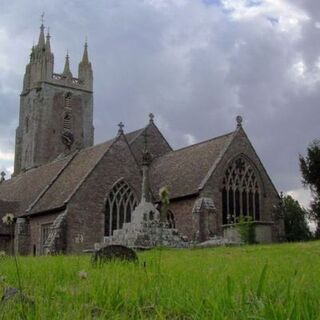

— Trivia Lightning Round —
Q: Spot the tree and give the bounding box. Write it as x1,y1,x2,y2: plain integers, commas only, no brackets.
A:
283,195,311,242
299,139,320,237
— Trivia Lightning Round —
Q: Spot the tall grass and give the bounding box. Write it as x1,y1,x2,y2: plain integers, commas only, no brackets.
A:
1,241,320,319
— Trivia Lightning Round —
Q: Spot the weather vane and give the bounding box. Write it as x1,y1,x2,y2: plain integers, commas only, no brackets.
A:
41,12,45,24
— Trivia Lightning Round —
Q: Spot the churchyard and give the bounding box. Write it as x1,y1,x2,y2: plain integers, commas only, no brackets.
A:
0,241,319,319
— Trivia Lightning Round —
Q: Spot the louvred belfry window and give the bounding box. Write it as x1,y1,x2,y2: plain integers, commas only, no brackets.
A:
63,93,72,131
105,180,138,236
222,157,261,224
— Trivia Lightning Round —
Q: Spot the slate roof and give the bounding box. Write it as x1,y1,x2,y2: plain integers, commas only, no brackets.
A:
0,156,72,213
0,125,236,217
149,132,235,200
125,128,145,144
0,127,149,217
28,139,114,215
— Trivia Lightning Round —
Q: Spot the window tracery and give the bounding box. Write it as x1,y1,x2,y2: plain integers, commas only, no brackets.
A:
222,157,260,224
105,180,138,236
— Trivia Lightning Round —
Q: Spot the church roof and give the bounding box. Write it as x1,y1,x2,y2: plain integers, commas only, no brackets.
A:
0,124,237,216
150,131,235,200
125,128,145,144
28,139,114,215
0,155,73,213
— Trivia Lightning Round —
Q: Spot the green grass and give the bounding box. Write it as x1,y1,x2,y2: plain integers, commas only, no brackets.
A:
1,241,320,319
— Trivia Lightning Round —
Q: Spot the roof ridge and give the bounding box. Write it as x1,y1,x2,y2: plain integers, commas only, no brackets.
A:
128,127,145,144
155,131,235,159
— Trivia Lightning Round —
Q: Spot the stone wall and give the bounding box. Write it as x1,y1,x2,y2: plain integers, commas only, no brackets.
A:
169,197,197,240
65,135,142,253
28,211,62,255
14,218,30,255
130,122,172,166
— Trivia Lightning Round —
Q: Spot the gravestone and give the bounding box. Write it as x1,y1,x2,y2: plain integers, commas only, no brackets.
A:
91,244,138,264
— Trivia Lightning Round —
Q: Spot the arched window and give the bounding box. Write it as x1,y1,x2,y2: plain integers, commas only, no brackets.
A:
167,210,176,228
222,157,261,224
105,180,138,236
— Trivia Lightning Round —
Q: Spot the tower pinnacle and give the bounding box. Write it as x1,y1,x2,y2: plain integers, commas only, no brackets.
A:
38,21,45,48
45,29,51,53
81,40,89,64
63,52,73,79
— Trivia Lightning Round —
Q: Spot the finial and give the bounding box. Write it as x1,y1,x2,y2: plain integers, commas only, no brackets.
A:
0,171,6,183
63,51,73,78
38,13,45,47
118,122,124,135
149,113,154,123
236,115,243,128
80,39,89,64
46,27,50,38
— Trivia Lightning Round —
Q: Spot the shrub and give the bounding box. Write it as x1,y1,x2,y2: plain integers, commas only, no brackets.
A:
236,216,256,244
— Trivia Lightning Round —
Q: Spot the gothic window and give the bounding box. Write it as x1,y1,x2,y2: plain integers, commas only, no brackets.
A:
222,157,261,224
167,210,176,228
105,180,138,237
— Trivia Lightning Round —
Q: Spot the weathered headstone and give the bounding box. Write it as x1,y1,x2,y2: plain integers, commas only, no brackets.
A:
1,286,34,306
92,244,138,265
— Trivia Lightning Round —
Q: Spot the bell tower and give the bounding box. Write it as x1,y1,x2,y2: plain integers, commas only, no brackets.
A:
14,22,94,175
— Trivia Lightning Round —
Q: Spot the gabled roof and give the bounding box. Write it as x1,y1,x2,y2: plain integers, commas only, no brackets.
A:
28,139,115,215
125,128,145,144
0,128,145,217
0,155,73,213
150,131,235,200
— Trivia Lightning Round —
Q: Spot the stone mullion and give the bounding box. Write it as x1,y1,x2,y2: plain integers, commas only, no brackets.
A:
109,199,113,237
226,185,230,223
253,187,256,220
246,189,250,218
116,198,120,230
232,186,236,221
239,185,243,217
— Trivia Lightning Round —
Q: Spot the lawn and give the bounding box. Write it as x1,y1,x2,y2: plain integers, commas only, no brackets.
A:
1,241,320,319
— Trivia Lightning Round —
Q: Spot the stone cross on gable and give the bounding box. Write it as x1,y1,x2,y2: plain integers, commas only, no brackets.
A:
118,122,124,135
149,113,154,123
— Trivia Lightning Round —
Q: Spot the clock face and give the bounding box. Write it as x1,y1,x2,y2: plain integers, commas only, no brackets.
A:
61,129,74,148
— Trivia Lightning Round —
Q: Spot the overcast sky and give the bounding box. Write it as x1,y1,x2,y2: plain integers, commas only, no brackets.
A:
0,0,319,207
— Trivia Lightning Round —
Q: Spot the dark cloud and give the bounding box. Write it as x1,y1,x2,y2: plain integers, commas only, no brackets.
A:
0,0,318,202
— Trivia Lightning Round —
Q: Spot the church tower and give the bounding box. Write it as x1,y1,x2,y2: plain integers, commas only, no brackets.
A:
14,22,94,175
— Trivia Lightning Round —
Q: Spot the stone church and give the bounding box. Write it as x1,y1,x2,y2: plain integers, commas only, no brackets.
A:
0,24,283,255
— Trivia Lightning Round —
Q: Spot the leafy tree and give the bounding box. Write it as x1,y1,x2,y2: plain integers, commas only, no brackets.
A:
299,139,320,237
283,195,311,242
